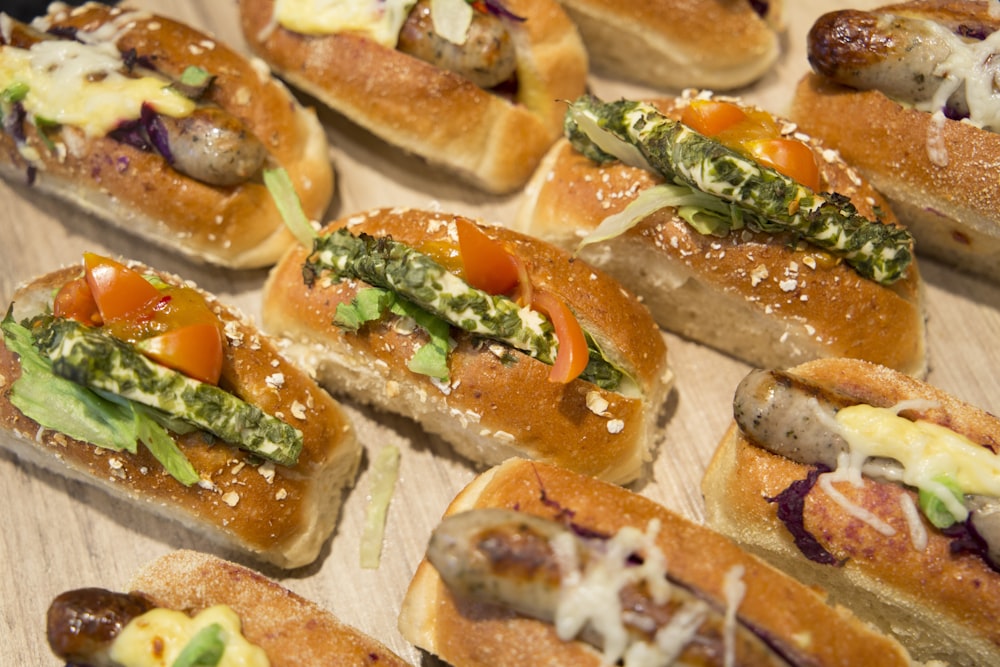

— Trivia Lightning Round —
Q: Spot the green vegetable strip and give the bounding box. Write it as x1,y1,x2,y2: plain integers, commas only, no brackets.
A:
304,229,626,391
565,95,915,285
32,318,303,467
306,228,558,364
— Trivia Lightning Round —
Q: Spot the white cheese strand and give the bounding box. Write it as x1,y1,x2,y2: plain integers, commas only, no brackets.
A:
899,491,929,552
722,565,747,667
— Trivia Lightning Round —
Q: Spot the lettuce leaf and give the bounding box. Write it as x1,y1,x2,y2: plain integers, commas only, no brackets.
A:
2,311,200,486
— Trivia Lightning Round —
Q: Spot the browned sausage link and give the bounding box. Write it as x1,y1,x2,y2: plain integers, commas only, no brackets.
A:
397,0,518,89
806,9,967,114
156,107,268,187
47,587,155,666
428,508,793,666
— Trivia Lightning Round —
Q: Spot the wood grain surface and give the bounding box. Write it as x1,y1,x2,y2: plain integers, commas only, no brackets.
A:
2,1,999,664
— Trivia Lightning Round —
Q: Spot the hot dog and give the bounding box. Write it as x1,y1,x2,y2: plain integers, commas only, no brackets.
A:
554,0,785,90
238,0,587,194
702,357,1000,666
0,253,360,568
398,458,915,666
0,2,333,268
46,550,412,666
790,0,1000,281
261,206,672,485
515,92,927,376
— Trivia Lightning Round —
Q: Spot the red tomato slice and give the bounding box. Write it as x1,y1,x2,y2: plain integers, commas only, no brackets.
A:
680,99,747,136
746,138,822,192
83,252,161,323
456,218,520,296
53,276,102,326
138,322,224,385
531,289,589,384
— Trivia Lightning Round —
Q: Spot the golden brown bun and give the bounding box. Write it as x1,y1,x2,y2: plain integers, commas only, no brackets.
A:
0,261,360,568
790,72,1000,282
556,0,784,90
261,207,672,485
127,550,412,666
0,3,332,268
515,94,928,377
238,0,587,194
702,357,1000,666
398,458,915,667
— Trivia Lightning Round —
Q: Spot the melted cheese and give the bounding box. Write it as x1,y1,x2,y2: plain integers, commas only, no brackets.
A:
109,604,270,667
273,0,417,47
833,403,1000,522
0,40,194,137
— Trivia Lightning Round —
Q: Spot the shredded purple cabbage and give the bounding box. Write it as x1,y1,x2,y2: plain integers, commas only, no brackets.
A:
480,0,526,22
4,101,27,144
942,521,1000,572
766,465,843,566
140,104,173,164
747,0,769,18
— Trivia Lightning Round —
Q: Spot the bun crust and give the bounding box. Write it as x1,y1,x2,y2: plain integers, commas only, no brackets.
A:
790,72,1000,281
515,96,927,377
702,357,1000,666
238,0,587,194
0,3,333,268
556,0,783,90
0,262,360,569
261,207,671,485
127,550,411,666
398,458,914,667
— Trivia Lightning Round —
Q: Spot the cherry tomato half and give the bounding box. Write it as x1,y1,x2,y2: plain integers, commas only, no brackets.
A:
53,276,102,326
746,138,822,192
138,322,224,385
83,252,161,323
456,218,520,296
531,289,589,384
680,99,747,137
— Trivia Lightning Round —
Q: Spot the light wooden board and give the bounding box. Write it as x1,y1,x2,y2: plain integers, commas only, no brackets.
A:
2,1,999,664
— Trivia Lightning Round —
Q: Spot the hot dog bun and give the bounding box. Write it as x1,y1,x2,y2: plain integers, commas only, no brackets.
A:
556,0,784,90
48,550,412,666
398,458,915,666
261,207,672,485
515,93,928,377
0,3,332,268
0,259,360,568
789,1,1000,282
703,357,1000,666
238,0,587,194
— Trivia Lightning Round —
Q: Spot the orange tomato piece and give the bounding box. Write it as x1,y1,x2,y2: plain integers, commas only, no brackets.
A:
680,99,747,136
456,218,520,296
531,289,589,384
746,138,822,192
83,252,161,323
53,276,102,326
137,322,224,385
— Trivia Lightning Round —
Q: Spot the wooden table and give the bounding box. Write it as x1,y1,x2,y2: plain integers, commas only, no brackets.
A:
3,1,998,664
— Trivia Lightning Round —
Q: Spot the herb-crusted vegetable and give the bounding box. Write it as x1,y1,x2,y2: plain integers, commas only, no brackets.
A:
31,316,303,466
303,228,626,391
565,95,915,285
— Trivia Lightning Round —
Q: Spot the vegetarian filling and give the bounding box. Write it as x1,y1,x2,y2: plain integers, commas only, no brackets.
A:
565,94,914,285
1,253,303,485
303,221,631,393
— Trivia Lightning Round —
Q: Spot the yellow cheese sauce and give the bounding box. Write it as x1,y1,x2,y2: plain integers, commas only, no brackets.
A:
273,0,417,46
109,604,270,667
835,404,1000,517
0,39,194,137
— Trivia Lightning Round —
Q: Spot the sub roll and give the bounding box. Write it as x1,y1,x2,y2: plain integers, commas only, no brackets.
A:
0,254,360,568
238,0,588,194
703,357,1000,666
262,207,672,485
46,550,412,666
0,3,332,268
791,0,1000,281
515,93,927,376
555,0,785,90
399,458,915,666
